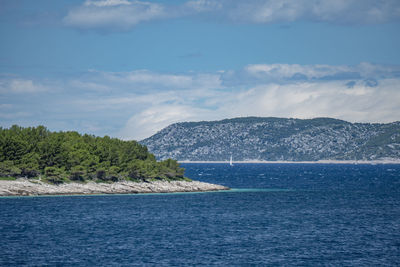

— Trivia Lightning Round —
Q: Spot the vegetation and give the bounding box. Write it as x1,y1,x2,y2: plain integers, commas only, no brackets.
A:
0,125,186,183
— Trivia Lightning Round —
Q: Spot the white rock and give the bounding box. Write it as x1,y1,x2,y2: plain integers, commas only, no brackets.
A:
0,179,230,196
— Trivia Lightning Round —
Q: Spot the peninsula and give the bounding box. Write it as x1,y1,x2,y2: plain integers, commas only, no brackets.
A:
0,125,229,196
0,179,228,196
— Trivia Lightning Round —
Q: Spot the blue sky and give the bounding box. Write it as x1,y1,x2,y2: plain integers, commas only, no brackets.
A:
1,0,400,140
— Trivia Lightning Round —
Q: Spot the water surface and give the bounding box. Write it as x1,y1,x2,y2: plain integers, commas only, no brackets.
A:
1,163,399,265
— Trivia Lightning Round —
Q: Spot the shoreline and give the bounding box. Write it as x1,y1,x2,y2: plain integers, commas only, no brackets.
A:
179,159,400,164
0,179,230,197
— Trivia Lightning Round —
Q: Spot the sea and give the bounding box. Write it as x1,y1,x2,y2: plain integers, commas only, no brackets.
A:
1,163,400,266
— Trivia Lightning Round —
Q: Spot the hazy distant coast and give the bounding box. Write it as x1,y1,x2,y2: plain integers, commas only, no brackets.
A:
0,179,229,197
142,117,400,161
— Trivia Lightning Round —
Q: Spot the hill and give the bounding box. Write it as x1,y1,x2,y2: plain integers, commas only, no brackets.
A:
141,117,400,161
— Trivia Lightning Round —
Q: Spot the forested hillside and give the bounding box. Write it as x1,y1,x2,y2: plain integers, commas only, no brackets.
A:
0,125,185,183
141,117,400,161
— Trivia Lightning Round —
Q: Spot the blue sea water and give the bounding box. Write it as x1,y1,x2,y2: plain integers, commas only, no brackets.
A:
1,163,400,266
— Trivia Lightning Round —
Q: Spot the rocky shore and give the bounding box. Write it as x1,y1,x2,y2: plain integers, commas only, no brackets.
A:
0,179,230,196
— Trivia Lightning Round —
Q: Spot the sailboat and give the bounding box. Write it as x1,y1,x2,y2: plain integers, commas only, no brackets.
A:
230,155,234,166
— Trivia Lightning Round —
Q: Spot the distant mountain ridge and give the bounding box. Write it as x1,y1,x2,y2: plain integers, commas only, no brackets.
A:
140,117,400,161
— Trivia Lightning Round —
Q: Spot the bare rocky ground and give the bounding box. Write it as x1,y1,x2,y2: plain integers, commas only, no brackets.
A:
0,179,230,196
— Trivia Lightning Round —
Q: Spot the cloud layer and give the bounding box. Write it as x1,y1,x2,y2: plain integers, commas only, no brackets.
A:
1,62,400,140
64,0,400,30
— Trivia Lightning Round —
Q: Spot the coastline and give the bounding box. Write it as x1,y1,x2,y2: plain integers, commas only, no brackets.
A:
179,159,400,164
0,179,230,197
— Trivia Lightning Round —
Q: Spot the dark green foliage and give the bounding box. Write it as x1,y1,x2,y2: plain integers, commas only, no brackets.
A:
69,165,86,181
0,160,21,177
19,152,40,178
44,166,66,184
0,125,186,183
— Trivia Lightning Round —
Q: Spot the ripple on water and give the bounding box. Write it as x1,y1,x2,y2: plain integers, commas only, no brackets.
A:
1,163,399,265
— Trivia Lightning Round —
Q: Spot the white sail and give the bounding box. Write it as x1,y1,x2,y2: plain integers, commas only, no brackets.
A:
230,155,233,166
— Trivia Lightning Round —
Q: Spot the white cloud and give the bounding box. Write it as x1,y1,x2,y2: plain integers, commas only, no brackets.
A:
64,0,166,30
237,63,400,83
184,0,223,13
63,0,400,30
69,80,111,92
113,63,400,140
0,79,48,94
217,81,399,122
225,0,400,24
91,70,222,91
228,1,305,23
118,104,217,140
125,71,194,88
245,63,351,80
115,77,400,140
2,63,399,140
73,90,182,112
84,0,131,7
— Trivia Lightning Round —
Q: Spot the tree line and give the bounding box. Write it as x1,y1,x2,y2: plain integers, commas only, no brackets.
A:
0,125,186,183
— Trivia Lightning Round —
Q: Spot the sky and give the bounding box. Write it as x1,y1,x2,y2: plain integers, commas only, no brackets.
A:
0,0,400,140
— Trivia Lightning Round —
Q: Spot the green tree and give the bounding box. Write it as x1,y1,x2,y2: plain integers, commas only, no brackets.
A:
70,165,86,181
0,161,22,177
0,125,187,183
19,152,40,178
44,166,65,184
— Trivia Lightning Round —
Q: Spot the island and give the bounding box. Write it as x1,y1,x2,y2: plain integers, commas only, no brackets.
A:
0,125,229,196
